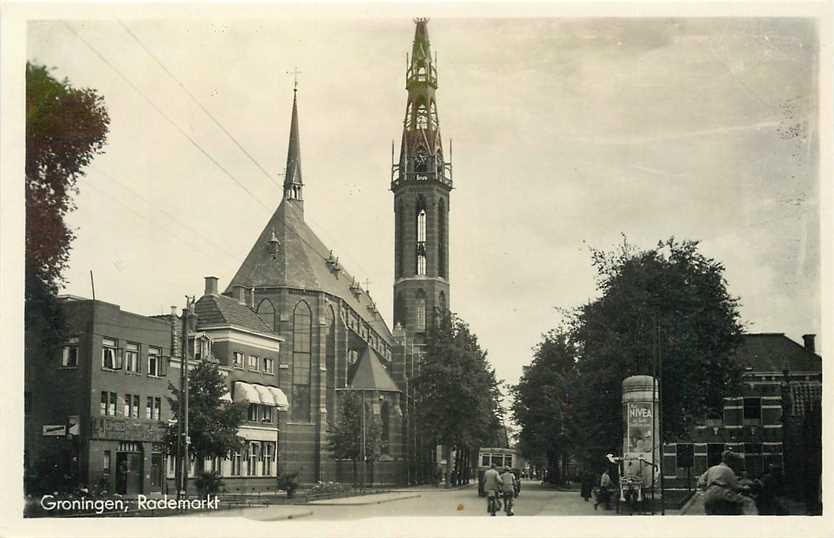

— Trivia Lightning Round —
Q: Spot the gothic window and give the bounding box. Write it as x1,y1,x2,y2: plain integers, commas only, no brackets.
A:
292,301,312,422
381,400,391,454
324,306,336,423
438,198,446,278
256,298,277,331
396,200,404,279
415,290,426,332
416,197,427,276
438,291,446,316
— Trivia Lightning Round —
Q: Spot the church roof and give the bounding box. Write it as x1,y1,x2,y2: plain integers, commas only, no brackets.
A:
227,199,393,344
349,346,400,392
194,293,274,335
734,333,821,373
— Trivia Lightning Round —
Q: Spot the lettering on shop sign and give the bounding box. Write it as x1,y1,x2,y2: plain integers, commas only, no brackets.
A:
91,417,165,442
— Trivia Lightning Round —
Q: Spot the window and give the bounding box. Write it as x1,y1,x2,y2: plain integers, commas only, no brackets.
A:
62,337,79,367
415,292,426,332
230,451,241,476
504,456,513,468
124,394,133,417
132,395,140,418
261,406,273,423
101,339,121,370
146,397,153,419
417,208,427,243
233,352,244,369
263,357,274,374
248,404,258,422
248,355,258,370
154,397,161,421
292,302,312,422
263,442,274,476
481,454,490,467
248,442,259,476
147,347,163,377
103,451,111,473
125,343,139,373
101,391,117,416
743,397,762,424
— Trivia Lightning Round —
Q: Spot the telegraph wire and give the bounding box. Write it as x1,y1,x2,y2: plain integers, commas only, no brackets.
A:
117,20,281,189
62,21,273,214
90,164,240,260
65,22,384,305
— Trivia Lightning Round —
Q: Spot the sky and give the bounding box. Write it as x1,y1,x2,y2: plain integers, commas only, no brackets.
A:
26,14,820,396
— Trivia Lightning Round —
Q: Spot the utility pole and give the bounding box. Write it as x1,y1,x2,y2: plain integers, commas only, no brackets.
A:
178,297,192,499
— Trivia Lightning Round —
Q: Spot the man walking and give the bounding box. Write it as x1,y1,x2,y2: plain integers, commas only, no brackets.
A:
483,463,503,516
697,450,751,515
499,467,517,516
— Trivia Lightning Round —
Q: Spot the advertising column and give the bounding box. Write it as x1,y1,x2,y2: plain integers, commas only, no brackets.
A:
622,375,660,489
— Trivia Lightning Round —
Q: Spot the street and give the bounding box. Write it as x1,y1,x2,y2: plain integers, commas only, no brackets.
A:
199,481,618,520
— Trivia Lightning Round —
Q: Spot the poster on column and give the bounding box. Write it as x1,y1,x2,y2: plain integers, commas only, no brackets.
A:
626,401,653,455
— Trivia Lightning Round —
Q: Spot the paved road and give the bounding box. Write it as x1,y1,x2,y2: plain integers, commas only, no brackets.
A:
204,480,618,520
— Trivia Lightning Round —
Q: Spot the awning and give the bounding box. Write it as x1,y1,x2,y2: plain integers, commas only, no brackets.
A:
268,386,289,410
234,381,288,410
234,381,261,404
253,384,276,406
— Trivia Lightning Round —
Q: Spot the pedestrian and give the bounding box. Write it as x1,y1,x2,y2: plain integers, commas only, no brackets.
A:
483,463,504,516
594,470,613,510
499,467,516,516
580,471,594,502
697,450,749,515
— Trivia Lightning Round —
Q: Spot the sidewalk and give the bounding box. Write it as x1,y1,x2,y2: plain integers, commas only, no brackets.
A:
389,482,476,493
308,492,421,506
194,505,313,520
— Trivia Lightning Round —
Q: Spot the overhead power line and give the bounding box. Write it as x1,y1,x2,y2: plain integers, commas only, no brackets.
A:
117,20,281,190
62,22,273,214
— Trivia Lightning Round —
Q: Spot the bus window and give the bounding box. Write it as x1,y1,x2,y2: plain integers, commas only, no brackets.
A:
504,456,513,468
481,454,490,467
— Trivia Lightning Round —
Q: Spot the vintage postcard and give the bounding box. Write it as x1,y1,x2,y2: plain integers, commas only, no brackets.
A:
1,1,831,537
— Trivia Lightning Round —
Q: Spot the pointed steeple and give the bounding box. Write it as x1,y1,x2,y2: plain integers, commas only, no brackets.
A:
391,18,452,192
283,87,304,211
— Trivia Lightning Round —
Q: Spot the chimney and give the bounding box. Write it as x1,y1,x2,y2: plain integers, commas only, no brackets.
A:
802,334,816,354
232,285,247,306
204,276,218,296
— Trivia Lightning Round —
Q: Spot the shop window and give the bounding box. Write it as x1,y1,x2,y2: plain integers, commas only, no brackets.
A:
125,343,140,373
62,337,79,368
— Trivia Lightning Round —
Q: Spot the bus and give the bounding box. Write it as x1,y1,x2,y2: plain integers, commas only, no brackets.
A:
477,447,521,497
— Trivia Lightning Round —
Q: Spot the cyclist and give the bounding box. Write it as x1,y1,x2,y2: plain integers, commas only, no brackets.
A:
483,463,503,516
499,467,517,516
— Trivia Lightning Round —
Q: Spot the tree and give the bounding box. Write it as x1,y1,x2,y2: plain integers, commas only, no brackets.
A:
569,237,743,460
511,329,577,483
25,62,109,348
327,391,382,485
165,361,246,474
414,311,504,483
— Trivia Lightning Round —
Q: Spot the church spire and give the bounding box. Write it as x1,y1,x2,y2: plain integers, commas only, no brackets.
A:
283,86,303,211
391,18,452,192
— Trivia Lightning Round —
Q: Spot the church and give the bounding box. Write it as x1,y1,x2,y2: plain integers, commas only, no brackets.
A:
203,18,454,486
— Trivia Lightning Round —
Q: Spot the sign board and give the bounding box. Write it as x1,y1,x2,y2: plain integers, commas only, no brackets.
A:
43,424,66,437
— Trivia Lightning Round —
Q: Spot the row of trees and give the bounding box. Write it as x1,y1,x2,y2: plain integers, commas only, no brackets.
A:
512,238,745,481
412,312,505,484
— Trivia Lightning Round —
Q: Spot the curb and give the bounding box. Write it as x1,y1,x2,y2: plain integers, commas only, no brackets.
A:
308,494,421,506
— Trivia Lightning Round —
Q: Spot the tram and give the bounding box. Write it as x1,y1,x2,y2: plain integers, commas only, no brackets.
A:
476,447,521,497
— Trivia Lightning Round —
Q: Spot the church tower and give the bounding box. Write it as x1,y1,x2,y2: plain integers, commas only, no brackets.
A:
392,18,452,341
283,86,304,212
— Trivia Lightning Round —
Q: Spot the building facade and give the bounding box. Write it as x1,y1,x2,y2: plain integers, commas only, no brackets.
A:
662,333,821,494
25,297,173,496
